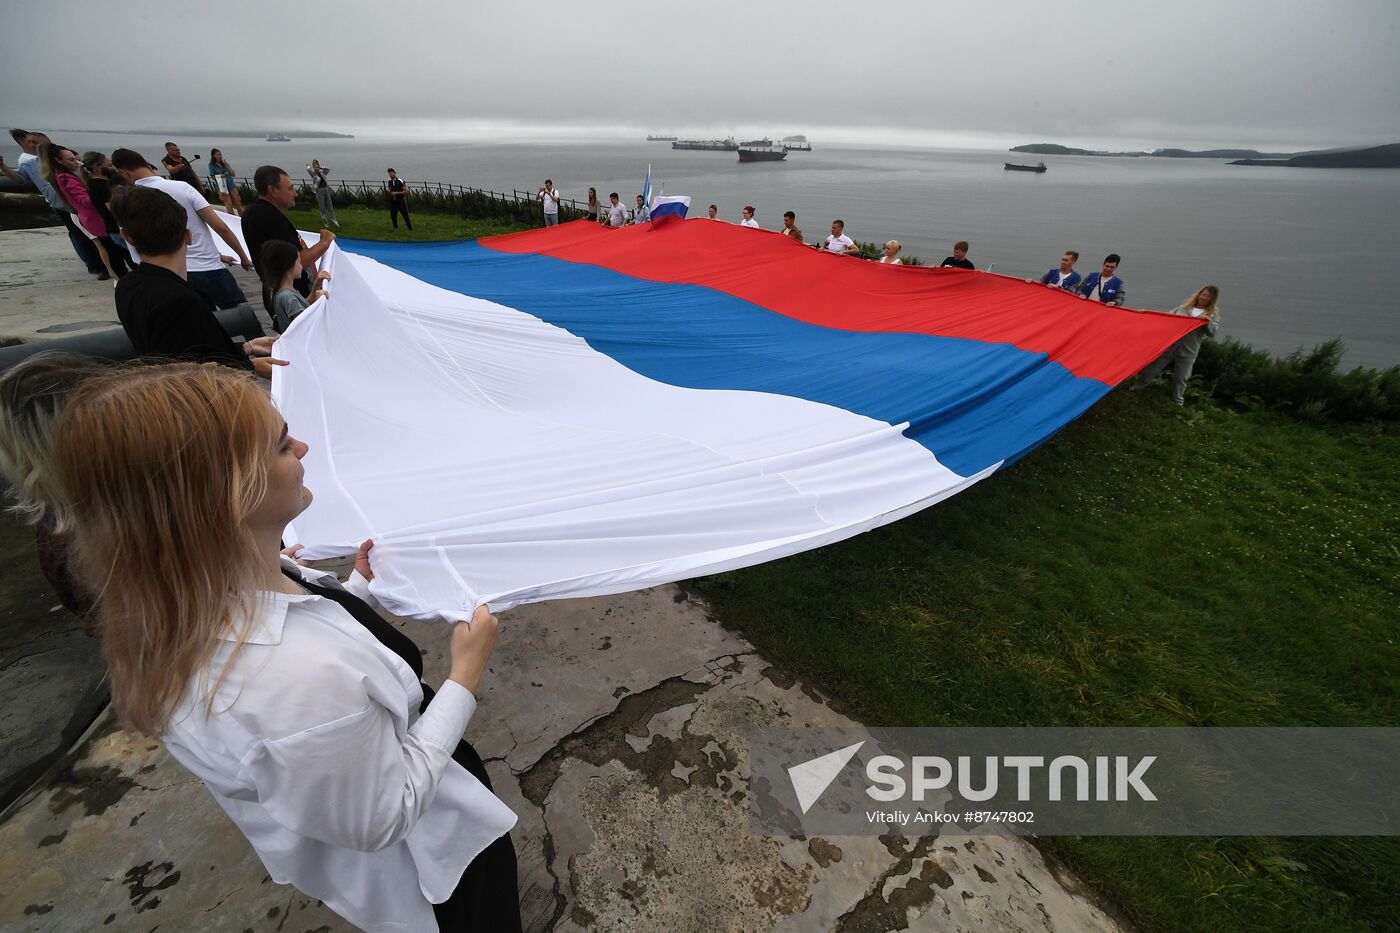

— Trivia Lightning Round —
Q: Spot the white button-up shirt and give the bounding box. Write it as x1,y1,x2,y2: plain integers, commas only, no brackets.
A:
160,559,516,932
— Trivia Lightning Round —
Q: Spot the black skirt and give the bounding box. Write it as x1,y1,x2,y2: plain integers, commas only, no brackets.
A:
433,739,522,931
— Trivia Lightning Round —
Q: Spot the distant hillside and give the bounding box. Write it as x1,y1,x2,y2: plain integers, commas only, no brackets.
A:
1153,148,1292,159
1011,143,1096,156
1011,142,1292,159
1230,143,1400,168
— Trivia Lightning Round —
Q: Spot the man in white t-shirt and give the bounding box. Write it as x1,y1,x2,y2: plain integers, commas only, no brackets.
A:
739,205,760,228
111,148,252,309
606,192,627,228
537,179,561,226
822,219,857,255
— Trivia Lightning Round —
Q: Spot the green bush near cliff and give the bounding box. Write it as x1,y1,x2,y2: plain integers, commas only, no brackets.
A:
1195,336,1400,423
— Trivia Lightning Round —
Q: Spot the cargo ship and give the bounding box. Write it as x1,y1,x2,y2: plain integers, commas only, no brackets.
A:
1004,161,1047,173
646,134,677,141
738,146,787,163
781,135,812,152
740,138,774,148
265,132,291,142
672,137,739,151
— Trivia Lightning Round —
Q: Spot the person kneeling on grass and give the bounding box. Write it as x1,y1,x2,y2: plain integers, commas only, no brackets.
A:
260,240,330,333
1131,285,1221,405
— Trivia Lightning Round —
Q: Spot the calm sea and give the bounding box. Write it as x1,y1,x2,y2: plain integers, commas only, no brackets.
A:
57,132,1400,369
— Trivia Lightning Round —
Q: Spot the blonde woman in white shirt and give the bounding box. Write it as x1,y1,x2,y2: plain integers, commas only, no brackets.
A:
56,363,520,933
878,240,903,265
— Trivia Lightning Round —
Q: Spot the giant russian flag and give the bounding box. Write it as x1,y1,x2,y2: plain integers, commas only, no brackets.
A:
272,220,1200,621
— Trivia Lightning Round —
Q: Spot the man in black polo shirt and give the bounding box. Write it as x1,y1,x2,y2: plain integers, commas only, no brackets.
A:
161,141,202,191
242,164,336,298
109,186,283,378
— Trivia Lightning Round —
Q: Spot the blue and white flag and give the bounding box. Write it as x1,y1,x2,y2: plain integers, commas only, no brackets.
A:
641,164,651,208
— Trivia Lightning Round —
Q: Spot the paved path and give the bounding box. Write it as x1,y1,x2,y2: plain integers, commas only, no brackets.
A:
0,228,1127,932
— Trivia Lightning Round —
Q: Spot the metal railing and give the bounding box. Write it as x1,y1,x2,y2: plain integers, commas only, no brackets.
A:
213,177,619,226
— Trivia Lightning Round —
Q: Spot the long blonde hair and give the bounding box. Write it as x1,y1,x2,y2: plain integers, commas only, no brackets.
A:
0,352,109,531
1183,285,1222,320
56,363,282,735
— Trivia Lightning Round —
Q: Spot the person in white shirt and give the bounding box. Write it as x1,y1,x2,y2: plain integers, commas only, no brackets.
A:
878,240,903,264
110,148,253,309
822,219,857,255
55,363,521,933
536,178,561,226
739,205,760,228
707,203,720,220
632,194,651,224
606,191,627,228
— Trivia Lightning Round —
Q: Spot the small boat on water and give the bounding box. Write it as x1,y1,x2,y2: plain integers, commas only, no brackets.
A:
738,146,787,163
266,132,291,142
646,134,677,141
1004,161,1047,173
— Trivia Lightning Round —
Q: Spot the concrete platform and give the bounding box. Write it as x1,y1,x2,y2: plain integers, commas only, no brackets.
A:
0,226,273,344
0,228,1127,932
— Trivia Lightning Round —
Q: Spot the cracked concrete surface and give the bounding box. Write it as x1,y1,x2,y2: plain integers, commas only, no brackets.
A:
0,231,1127,931
1,582,1125,932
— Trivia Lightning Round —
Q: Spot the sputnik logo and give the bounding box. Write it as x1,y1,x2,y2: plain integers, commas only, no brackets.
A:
787,741,864,813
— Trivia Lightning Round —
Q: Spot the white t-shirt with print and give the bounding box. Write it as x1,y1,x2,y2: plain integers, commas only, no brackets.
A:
824,234,855,253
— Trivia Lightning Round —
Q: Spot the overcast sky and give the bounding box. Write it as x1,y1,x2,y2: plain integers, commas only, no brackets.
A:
4,0,1398,151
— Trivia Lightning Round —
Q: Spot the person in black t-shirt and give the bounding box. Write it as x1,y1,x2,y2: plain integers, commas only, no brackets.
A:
387,168,412,230
242,165,336,300
161,142,202,191
109,185,283,378
940,240,976,270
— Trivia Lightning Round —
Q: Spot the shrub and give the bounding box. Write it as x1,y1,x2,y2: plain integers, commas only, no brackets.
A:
1192,337,1400,423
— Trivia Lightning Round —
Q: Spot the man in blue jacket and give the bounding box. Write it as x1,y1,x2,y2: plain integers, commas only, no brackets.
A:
1077,254,1126,306
1029,250,1082,291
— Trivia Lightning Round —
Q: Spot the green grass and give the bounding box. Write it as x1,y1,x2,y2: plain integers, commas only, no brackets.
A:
284,204,528,242
691,388,1399,932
